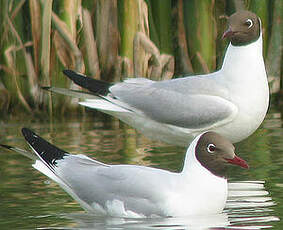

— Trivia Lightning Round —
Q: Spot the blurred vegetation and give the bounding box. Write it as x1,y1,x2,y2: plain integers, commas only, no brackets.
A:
0,0,281,115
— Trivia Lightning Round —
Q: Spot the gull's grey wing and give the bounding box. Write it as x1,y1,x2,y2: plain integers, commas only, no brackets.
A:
110,75,237,129
21,129,167,206
61,70,237,129
58,161,173,216
58,158,171,200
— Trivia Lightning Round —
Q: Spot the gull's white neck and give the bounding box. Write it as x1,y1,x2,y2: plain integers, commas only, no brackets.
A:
213,32,269,144
218,32,268,101
171,134,228,216
221,33,264,74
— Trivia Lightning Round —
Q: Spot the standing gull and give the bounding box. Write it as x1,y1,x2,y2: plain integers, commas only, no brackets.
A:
45,11,269,146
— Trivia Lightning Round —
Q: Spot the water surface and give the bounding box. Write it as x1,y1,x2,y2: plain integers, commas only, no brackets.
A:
0,109,282,229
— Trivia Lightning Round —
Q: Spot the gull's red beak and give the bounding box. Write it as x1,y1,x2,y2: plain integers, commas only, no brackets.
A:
225,155,249,169
222,27,234,39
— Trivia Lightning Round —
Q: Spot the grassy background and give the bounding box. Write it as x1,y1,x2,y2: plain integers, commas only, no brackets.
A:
0,0,281,115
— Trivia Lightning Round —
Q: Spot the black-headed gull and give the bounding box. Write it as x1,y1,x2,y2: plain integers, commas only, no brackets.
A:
1,128,248,217
45,10,269,146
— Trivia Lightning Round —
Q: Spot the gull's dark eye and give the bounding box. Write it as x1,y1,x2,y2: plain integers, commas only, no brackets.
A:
207,144,216,154
245,19,253,29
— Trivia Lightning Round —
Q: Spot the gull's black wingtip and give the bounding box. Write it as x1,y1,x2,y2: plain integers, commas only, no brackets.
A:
62,69,111,95
62,69,81,79
21,128,68,167
22,127,34,141
63,69,70,75
41,86,51,91
0,143,14,150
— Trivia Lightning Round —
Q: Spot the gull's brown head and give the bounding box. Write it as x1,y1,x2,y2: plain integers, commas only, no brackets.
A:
222,10,261,46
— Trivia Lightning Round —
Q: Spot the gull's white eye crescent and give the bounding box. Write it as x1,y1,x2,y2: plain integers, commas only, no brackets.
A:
245,19,253,28
207,144,216,154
